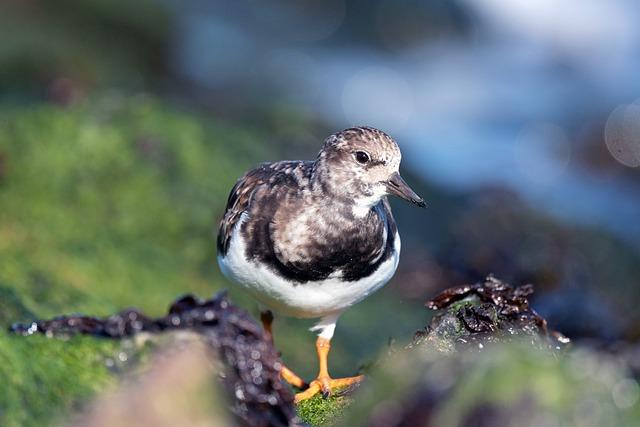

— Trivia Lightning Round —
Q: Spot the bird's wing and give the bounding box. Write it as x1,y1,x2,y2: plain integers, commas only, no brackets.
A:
216,161,309,256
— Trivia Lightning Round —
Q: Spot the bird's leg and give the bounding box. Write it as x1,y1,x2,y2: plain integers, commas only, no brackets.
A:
260,310,307,389
260,310,275,343
294,336,364,402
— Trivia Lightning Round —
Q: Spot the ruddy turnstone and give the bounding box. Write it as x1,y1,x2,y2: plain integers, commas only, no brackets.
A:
217,126,425,401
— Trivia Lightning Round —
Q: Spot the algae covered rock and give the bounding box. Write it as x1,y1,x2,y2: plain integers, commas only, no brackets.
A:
345,342,640,427
10,292,301,427
333,277,639,427
410,275,570,354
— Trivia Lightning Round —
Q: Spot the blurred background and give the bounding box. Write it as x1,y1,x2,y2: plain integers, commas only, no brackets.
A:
1,0,640,425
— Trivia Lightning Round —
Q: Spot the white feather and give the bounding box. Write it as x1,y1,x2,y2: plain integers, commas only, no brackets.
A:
218,214,401,323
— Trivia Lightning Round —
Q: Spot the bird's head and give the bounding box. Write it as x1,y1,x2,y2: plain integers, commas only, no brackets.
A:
313,126,426,215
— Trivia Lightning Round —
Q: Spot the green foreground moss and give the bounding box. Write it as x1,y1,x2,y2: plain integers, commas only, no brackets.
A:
297,389,354,427
0,334,117,427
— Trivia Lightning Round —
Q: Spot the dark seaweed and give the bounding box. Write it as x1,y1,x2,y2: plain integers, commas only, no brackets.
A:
411,275,570,351
10,292,301,427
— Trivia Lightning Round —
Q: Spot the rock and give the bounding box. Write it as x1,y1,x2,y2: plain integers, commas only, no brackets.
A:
409,275,570,353
10,292,302,427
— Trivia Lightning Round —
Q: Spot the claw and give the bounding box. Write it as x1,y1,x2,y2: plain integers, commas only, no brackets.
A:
294,375,364,402
319,376,332,397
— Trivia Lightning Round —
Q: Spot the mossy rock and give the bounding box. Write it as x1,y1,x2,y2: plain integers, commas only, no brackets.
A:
297,388,354,426
0,96,271,426
342,342,640,427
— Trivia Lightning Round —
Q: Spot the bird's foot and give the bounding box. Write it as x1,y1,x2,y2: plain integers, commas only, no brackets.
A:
280,365,307,389
294,375,364,402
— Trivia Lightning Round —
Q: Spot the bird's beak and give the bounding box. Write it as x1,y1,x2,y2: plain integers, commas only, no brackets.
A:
384,172,427,208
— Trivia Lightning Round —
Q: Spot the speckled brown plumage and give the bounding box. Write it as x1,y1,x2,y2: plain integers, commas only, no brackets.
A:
217,159,397,283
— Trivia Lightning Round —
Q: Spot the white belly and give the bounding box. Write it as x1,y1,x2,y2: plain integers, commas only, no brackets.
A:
218,219,401,319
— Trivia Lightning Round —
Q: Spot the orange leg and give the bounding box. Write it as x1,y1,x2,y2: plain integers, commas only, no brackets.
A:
294,337,364,402
260,310,307,389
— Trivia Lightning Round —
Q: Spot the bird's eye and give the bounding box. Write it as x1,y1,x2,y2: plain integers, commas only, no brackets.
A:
355,151,370,164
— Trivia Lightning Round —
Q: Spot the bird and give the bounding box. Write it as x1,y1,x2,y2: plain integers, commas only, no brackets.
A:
216,126,426,402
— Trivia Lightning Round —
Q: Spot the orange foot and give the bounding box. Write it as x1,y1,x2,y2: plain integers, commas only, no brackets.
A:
294,375,364,402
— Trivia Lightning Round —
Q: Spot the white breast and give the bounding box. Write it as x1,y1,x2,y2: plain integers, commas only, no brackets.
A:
218,215,401,319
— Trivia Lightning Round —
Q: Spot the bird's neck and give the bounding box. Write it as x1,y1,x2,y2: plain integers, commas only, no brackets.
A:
350,192,387,218
310,162,384,218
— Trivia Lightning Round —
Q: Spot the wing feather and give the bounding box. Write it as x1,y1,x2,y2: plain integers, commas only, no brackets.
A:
216,161,308,255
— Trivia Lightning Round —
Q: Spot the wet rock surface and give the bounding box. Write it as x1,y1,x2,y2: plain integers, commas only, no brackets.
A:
344,278,640,427
10,292,301,427
410,275,570,353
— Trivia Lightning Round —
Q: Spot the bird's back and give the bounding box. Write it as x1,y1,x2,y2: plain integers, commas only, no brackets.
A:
217,160,314,256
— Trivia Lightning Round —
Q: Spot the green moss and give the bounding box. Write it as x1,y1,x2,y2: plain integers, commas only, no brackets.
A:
297,388,354,427
446,296,478,313
0,283,34,325
0,96,272,426
0,333,118,427
0,96,271,312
